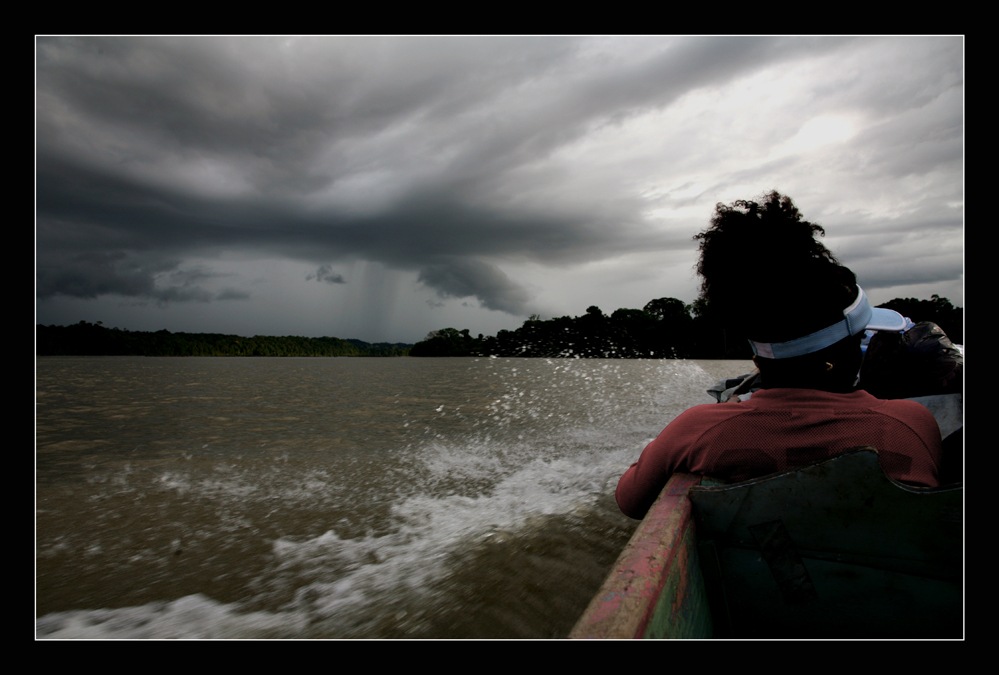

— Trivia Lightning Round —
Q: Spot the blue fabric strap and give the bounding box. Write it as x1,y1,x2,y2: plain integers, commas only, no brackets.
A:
749,287,872,360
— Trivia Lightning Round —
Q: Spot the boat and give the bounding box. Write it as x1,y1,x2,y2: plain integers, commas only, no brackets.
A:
569,393,963,640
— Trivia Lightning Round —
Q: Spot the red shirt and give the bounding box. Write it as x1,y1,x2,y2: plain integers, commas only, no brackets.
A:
615,388,943,519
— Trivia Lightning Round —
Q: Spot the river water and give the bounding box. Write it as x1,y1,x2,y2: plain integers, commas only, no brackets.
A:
35,356,753,639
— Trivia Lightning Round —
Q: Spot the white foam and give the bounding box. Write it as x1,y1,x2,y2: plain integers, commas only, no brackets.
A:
37,358,724,639
36,594,308,640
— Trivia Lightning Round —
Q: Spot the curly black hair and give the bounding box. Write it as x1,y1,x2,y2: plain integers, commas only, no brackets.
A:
693,190,858,345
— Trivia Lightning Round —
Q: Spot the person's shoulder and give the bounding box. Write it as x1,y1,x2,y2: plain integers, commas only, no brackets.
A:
672,400,751,424
867,394,941,423
864,391,931,409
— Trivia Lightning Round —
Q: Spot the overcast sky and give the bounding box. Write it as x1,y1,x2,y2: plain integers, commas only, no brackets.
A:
35,36,964,344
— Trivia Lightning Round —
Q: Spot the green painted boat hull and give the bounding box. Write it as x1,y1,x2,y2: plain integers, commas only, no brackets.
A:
570,448,963,639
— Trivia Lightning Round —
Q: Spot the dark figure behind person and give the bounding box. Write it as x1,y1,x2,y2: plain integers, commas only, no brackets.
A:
615,191,946,520
859,321,963,400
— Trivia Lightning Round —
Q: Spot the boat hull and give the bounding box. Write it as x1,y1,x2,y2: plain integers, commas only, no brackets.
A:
569,473,712,639
571,449,963,639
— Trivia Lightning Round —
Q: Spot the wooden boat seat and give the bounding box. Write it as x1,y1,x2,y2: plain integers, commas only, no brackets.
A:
689,447,963,638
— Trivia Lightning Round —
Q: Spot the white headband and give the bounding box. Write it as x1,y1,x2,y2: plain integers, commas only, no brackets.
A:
749,286,907,359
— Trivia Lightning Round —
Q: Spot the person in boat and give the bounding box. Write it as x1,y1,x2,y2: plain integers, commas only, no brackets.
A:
857,320,963,400
615,191,946,520
709,318,963,404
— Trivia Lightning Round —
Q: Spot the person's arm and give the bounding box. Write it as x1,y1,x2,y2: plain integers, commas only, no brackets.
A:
615,419,691,519
615,403,728,518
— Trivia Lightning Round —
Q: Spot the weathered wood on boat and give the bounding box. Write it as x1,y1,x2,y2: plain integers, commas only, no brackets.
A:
569,473,712,639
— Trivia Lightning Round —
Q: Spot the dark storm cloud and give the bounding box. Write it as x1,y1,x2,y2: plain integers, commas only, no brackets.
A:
35,36,963,337
418,258,531,315
308,264,346,285
35,36,859,315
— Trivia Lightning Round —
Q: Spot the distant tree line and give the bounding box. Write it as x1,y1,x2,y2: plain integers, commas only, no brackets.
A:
35,322,412,357
36,294,962,359
409,294,963,358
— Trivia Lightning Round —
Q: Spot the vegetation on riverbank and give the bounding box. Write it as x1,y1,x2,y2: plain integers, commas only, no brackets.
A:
36,294,961,359
35,322,412,357
411,294,963,358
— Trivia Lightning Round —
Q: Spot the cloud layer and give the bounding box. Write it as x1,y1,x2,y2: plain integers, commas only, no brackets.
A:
35,36,964,342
